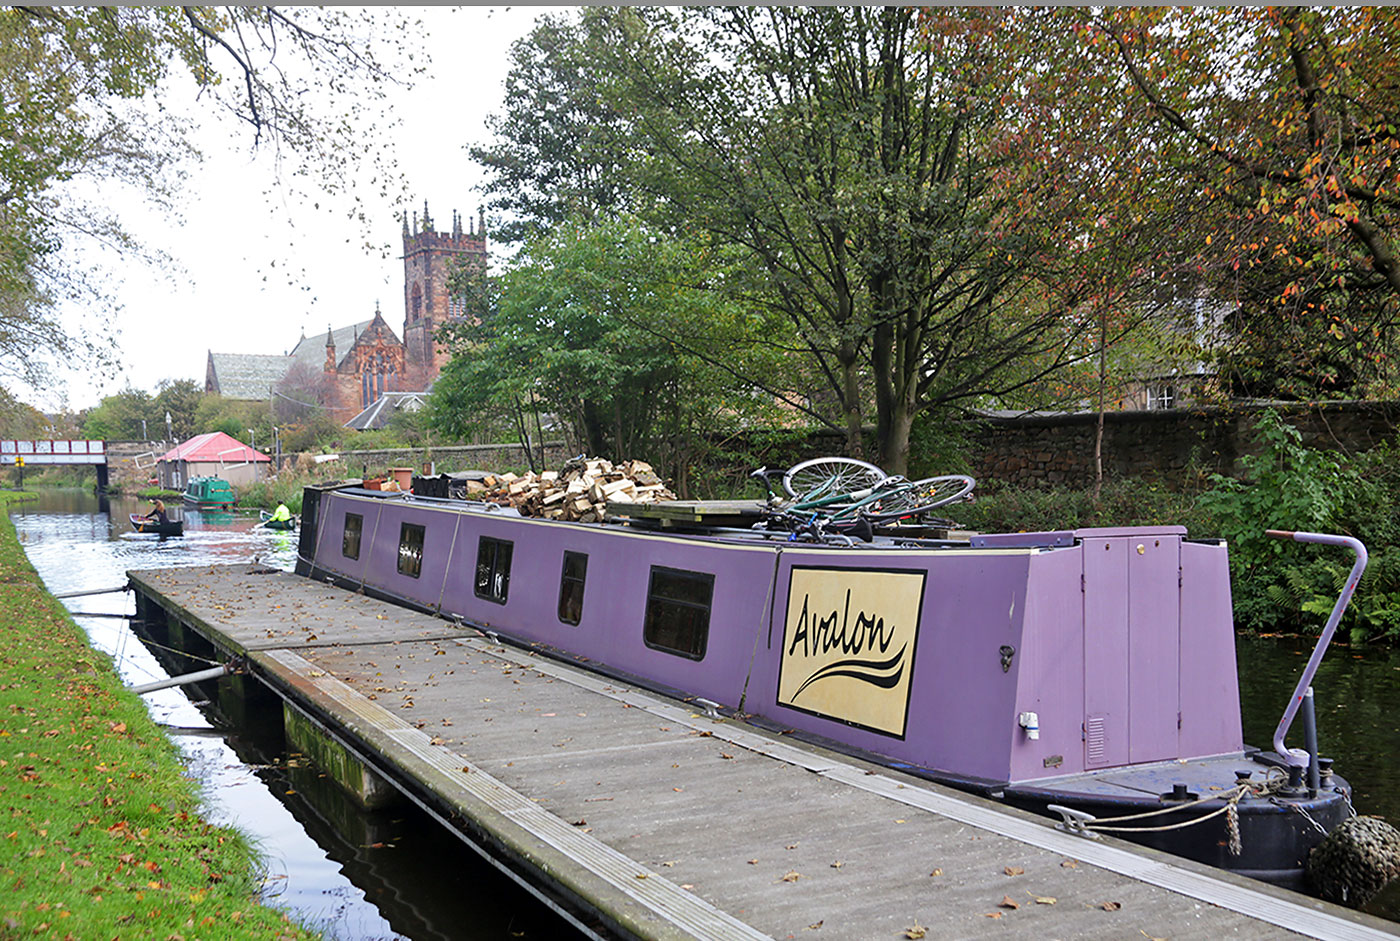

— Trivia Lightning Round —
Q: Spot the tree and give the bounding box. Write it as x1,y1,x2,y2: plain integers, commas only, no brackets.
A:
1081,8,1400,397
80,386,154,441
470,11,639,245
152,378,201,442
432,216,792,487
0,7,418,390
570,8,1117,473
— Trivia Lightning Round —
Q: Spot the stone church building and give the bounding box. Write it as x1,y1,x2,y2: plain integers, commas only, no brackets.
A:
205,202,486,426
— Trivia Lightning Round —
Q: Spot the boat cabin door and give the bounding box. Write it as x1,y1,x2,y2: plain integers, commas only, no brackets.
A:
1082,534,1181,769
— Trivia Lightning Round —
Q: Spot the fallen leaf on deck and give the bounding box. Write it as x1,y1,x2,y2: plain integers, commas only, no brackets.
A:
1004,866,1024,876
830,861,843,869
999,896,1019,909
805,921,823,930
1034,896,1056,905
780,870,801,883
1061,859,1078,869
982,912,1004,920
903,925,927,938
929,868,943,877
1100,901,1121,911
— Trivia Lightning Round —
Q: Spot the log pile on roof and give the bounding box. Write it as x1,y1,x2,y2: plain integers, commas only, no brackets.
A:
469,458,676,522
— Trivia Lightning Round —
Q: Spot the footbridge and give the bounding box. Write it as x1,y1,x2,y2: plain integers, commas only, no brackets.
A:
0,440,108,490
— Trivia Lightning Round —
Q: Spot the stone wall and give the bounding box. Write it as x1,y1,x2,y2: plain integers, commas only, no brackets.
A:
967,401,1400,490
105,440,169,492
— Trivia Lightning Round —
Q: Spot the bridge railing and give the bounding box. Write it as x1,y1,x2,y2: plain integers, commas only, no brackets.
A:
0,440,107,465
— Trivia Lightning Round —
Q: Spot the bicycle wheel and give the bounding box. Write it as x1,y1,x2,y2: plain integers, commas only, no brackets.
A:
781,457,887,500
865,475,976,522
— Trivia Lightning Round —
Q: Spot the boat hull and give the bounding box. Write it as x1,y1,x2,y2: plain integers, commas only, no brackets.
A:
294,484,1355,885
129,513,183,537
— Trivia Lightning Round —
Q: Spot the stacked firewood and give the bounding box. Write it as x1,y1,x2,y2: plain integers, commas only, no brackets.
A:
463,458,676,522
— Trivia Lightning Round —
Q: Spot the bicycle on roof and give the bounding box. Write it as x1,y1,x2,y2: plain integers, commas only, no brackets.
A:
748,457,975,543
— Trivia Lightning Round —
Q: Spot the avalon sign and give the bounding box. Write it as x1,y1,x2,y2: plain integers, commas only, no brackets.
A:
777,566,926,738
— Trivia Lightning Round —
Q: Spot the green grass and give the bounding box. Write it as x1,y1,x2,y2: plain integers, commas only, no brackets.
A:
134,488,183,501
0,504,318,940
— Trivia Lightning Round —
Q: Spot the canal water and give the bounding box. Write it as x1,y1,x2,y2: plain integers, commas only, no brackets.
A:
11,490,574,941
12,489,1400,932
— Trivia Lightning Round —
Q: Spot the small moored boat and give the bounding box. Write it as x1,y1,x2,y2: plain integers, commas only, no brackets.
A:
129,513,184,537
183,476,235,510
292,475,1367,889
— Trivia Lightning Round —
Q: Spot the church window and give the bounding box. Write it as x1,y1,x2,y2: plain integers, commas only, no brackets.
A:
411,283,422,321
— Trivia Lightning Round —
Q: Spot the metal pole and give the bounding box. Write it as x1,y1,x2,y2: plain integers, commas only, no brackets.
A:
53,586,130,599
1302,686,1321,797
1265,530,1368,768
128,663,231,695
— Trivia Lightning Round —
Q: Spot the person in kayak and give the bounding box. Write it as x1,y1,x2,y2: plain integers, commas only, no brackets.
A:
271,502,292,524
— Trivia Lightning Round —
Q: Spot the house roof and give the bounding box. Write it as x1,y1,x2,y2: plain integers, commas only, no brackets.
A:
343,391,429,430
158,431,271,464
206,352,291,400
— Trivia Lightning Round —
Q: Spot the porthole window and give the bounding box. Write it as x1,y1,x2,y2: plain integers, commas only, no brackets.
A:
398,522,425,578
475,536,513,604
342,513,363,560
643,566,714,661
558,551,587,625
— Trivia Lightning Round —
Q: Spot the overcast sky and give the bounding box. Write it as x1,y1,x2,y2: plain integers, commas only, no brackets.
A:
34,6,553,412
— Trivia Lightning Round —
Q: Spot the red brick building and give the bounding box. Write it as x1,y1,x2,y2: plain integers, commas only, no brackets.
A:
205,201,487,426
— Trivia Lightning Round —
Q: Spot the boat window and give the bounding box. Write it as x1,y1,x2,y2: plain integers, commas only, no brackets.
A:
398,522,425,578
643,567,714,661
557,551,587,625
475,536,513,604
342,513,363,560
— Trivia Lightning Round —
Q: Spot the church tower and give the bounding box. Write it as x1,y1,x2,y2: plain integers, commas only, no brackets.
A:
402,200,487,389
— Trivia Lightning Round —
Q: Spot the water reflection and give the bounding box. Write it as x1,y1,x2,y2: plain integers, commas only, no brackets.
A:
11,489,570,941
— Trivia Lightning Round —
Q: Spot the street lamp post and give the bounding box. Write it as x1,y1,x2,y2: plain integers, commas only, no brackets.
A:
248,428,256,452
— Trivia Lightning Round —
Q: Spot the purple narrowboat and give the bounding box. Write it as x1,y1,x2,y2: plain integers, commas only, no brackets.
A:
295,482,1360,888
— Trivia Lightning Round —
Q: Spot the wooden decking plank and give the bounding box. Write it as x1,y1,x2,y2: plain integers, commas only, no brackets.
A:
261,648,772,941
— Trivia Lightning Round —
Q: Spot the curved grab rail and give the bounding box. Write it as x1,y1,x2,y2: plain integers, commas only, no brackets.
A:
1265,530,1368,768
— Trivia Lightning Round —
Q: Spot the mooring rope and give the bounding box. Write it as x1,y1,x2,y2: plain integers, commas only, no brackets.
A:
1075,773,1294,856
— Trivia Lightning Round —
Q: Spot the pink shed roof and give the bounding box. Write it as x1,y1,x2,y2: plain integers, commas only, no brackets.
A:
158,431,271,464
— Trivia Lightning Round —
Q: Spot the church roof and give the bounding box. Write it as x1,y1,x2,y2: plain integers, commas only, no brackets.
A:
206,352,292,400
288,321,372,370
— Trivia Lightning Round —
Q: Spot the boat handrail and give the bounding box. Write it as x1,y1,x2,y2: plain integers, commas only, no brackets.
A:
1265,530,1368,768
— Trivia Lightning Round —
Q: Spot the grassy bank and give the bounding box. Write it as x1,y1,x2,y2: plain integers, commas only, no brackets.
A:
0,495,317,939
